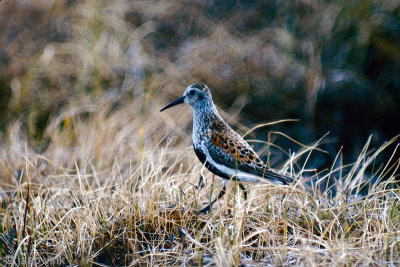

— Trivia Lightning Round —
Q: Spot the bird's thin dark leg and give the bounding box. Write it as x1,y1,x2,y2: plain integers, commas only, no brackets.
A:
281,192,291,214
197,175,205,189
199,184,227,213
281,193,287,205
239,183,247,200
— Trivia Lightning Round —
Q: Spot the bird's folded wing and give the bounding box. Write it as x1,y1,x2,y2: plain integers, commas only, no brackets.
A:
208,127,293,184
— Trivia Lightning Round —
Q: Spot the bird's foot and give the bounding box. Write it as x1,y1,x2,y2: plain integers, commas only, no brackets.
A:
197,203,213,214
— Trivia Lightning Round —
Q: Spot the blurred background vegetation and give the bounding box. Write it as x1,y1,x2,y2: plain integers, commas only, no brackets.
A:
0,0,399,166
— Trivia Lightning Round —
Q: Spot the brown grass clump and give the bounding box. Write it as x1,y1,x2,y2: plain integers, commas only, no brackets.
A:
0,92,399,266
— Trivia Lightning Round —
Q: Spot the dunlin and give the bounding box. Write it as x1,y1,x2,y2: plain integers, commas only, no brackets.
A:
161,83,293,212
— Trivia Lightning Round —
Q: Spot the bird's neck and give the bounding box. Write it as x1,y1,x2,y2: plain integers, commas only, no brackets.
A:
193,102,219,122
192,103,220,142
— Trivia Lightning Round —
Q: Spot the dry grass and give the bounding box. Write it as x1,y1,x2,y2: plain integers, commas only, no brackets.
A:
1,0,400,266
0,93,399,266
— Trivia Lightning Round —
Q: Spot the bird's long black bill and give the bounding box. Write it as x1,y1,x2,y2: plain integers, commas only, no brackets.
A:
160,96,185,112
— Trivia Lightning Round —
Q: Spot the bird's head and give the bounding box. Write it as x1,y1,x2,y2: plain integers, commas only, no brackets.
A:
160,83,214,112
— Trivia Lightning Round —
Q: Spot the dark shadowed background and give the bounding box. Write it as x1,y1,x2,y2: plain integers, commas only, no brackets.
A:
0,0,399,170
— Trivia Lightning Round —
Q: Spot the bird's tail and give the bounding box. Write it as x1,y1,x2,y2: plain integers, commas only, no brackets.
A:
262,169,294,185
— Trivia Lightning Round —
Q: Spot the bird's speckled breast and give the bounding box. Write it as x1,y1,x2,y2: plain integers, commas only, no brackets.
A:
192,110,218,146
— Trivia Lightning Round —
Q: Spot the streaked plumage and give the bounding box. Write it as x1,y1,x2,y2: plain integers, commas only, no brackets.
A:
160,82,293,211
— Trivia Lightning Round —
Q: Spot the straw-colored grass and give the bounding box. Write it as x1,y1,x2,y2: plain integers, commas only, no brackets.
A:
0,92,399,266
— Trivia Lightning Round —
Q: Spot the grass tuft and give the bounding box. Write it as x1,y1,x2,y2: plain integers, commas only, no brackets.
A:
0,93,399,265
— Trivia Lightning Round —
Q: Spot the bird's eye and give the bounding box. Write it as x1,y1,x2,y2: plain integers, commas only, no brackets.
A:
189,90,195,95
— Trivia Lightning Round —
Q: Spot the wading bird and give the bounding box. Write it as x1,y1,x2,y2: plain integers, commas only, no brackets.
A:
160,83,293,212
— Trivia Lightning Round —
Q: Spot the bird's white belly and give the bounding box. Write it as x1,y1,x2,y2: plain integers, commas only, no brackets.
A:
201,143,280,183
